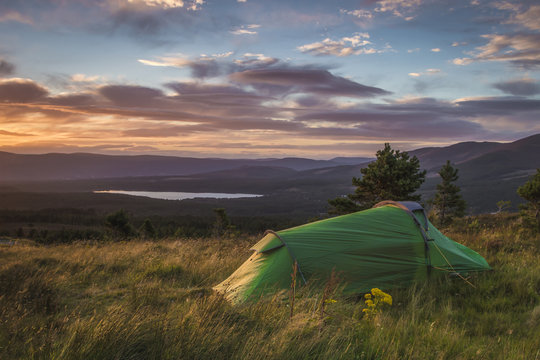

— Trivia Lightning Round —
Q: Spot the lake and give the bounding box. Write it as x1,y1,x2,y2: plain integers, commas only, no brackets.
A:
94,190,263,201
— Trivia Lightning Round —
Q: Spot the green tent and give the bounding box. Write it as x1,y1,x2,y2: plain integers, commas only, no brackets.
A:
214,201,490,303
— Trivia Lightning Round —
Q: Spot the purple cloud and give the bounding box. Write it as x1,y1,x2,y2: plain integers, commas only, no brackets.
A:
0,78,48,102
0,59,15,77
493,78,540,96
230,68,391,98
99,85,164,107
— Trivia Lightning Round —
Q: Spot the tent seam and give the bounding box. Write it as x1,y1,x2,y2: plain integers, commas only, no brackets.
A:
264,230,308,285
373,201,432,274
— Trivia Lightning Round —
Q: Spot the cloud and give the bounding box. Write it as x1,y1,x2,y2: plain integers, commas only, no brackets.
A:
165,82,269,106
129,0,186,9
230,25,260,35
431,48,441,52
374,0,423,19
233,53,279,68
230,28,257,35
453,57,473,65
0,0,209,40
107,1,210,38
340,8,373,27
138,54,223,78
230,67,391,98
0,10,33,25
209,51,234,58
472,33,540,68
341,9,373,19
71,73,105,83
298,33,379,57
408,69,441,77
139,52,280,78
122,126,195,137
111,7,169,36
187,59,222,78
293,95,333,108
295,110,485,139
138,55,191,67
0,141,161,155
0,78,48,103
493,78,540,96
48,94,98,106
188,0,205,11
99,85,164,107
0,129,34,137
294,95,540,139
126,0,204,10
508,5,540,30
1,70,538,157
0,60,15,77
454,4,540,69
492,1,522,12
455,97,540,114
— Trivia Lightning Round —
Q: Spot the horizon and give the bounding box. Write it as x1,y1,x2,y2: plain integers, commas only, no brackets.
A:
1,1,540,158
1,133,536,160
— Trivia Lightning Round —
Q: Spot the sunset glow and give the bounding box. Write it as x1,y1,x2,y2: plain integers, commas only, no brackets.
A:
1,0,539,158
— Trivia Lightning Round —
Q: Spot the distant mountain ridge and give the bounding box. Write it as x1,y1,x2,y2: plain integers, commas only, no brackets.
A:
1,134,538,183
410,134,540,178
0,153,351,181
409,141,502,172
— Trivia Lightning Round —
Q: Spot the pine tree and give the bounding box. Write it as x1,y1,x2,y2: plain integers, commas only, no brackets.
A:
517,168,540,233
213,208,234,239
328,143,426,214
432,160,466,227
105,209,136,239
140,218,156,240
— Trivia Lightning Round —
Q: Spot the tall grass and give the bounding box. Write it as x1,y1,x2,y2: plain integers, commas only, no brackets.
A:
1,215,539,359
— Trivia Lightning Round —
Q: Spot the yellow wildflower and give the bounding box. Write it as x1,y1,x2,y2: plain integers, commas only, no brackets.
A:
362,287,393,321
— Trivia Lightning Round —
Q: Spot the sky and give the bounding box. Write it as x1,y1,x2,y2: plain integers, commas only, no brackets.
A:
0,0,539,159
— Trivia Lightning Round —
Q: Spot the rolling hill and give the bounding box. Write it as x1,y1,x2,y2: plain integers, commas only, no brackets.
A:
0,152,353,182
0,134,538,214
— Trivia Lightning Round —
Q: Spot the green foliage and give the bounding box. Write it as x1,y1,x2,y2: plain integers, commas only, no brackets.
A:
0,207,311,243
326,197,361,215
329,143,426,214
517,168,540,233
105,209,136,239
431,160,466,227
496,200,512,214
212,208,236,239
139,218,156,240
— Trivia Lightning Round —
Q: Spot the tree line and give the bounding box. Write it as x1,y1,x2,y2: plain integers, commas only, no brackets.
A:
328,143,540,232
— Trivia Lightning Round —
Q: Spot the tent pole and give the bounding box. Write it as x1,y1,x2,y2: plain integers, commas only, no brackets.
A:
264,230,308,285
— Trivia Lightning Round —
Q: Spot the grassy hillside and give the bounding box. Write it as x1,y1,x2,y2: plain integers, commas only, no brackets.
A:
1,214,539,359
